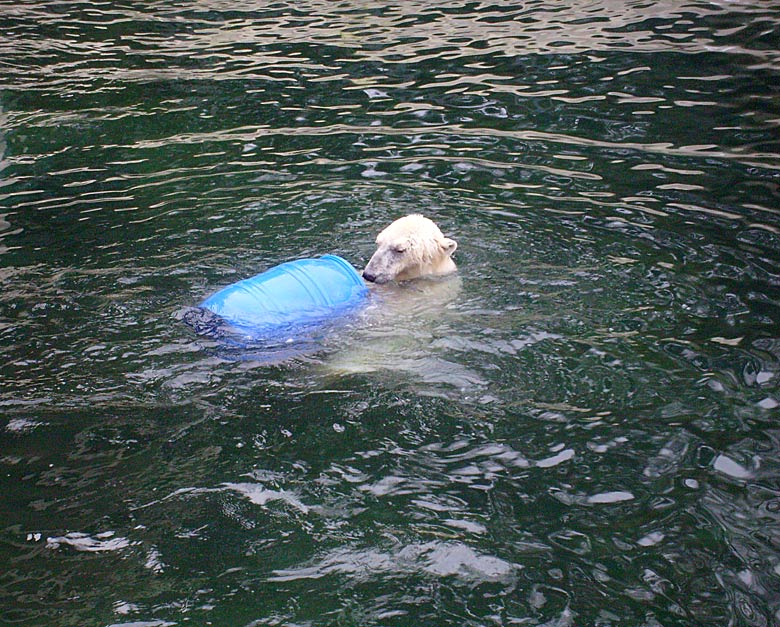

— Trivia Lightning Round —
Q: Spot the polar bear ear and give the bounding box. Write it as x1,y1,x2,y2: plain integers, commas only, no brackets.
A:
441,237,457,256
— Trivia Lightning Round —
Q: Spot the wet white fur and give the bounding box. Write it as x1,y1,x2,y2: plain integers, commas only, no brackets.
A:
362,215,457,284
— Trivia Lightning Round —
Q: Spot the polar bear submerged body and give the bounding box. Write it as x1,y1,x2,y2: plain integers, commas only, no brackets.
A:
362,214,458,284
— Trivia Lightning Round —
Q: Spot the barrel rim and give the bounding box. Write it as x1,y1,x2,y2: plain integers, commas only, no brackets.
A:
319,254,367,290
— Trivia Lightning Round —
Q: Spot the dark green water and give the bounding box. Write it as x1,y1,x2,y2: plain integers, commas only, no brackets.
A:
2,2,780,625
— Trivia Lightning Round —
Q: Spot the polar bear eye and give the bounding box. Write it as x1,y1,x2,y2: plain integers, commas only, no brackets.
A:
392,246,406,254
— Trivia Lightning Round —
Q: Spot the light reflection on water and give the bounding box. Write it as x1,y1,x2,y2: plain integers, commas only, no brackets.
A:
1,1,780,626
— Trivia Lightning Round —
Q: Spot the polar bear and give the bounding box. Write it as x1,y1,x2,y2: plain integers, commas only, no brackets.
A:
321,214,479,387
362,214,457,284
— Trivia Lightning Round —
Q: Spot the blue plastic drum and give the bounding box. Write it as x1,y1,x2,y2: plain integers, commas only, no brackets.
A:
199,254,368,339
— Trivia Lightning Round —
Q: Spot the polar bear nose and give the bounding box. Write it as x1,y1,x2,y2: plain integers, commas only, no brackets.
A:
362,270,377,283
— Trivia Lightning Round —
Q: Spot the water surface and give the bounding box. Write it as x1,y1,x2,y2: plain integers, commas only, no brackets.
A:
2,2,780,626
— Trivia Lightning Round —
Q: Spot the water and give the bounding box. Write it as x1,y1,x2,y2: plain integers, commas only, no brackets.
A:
1,1,780,625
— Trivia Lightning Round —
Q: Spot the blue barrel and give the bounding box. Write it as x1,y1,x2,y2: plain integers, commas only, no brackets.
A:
199,254,368,338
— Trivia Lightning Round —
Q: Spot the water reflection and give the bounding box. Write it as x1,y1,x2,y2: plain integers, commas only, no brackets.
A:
6,0,780,72
269,540,517,584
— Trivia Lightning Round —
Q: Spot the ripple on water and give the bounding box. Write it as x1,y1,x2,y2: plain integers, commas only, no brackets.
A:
269,540,517,584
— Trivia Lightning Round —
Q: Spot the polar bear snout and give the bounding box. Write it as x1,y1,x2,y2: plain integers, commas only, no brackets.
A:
362,269,379,283
362,251,397,284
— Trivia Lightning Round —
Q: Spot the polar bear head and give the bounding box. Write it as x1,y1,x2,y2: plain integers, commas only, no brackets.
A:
362,214,458,284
